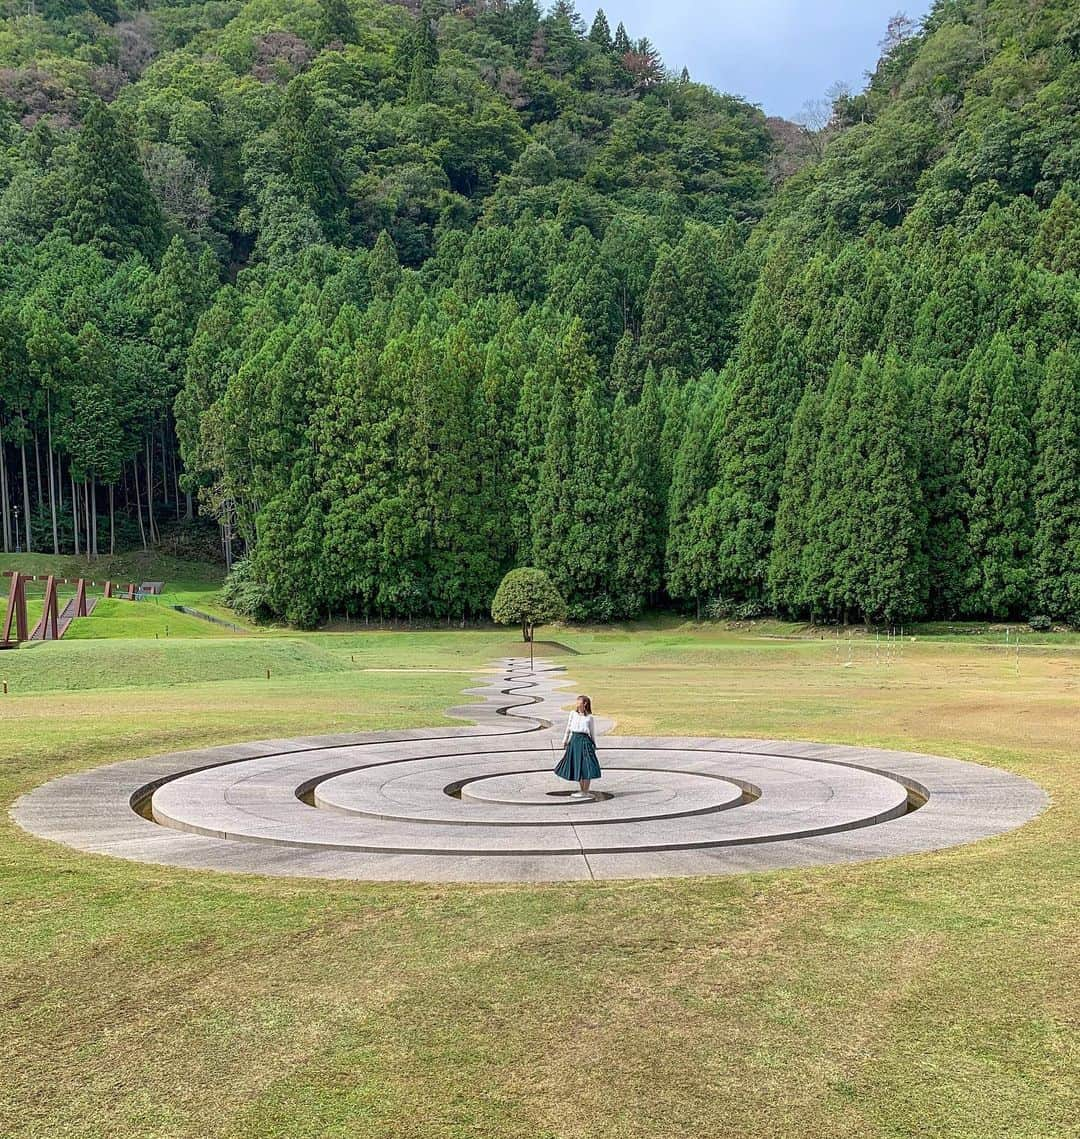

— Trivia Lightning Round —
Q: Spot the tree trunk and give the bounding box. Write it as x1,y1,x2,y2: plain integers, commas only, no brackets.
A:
46,399,58,555
133,459,147,551
185,490,193,521
224,518,233,572
173,439,181,521
160,428,168,510
91,479,98,558
71,471,80,557
83,480,91,559
20,443,32,553
33,431,43,517
0,421,10,553
145,439,156,544
109,483,115,555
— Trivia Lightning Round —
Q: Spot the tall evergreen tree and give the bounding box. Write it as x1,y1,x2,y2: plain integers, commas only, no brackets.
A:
609,374,663,615
803,357,859,620
588,9,613,51
406,2,440,103
62,102,162,260
921,366,972,617
706,312,804,603
368,231,402,299
768,385,823,615
964,336,1034,617
665,372,728,613
1031,346,1079,620
639,247,692,376
850,354,927,622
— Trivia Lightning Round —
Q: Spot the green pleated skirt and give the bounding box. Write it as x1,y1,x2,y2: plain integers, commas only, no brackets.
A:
555,732,601,782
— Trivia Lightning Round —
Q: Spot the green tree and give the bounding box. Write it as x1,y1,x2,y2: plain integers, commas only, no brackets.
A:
803,358,859,620
406,3,440,103
609,375,663,615
588,9,613,51
316,0,358,46
768,385,823,615
665,371,728,613
368,231,402,299
491,567,567,642
1031,346,1079,621
964,336,1033,617
849,355,927,622
706,313,803,604
62,102,163,259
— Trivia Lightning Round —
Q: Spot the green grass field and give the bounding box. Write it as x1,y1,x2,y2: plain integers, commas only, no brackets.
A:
1,612,1076,1139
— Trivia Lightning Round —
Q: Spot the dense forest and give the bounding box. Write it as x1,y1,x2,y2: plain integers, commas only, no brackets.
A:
0,0,1077,626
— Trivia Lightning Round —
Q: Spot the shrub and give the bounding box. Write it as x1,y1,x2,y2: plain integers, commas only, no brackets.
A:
1028,614,1053,632
222,558,272,622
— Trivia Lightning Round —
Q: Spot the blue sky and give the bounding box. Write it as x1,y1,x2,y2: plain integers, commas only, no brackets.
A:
584,1,936,118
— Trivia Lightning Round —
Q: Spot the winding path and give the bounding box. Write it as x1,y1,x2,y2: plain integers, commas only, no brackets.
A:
10,659,1048,882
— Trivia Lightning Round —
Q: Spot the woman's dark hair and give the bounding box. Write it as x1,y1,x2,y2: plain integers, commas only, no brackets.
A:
577,695,592,715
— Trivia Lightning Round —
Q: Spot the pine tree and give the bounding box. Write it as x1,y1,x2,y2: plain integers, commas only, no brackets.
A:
557,316,599,394
63,101,163,259
851,354,927,622
613,22,631,55
803,358,859,619
768,385,823,616
639,247,692,376
707,312,804,604
368,231,402,299
964,336,1034,617
674,222,738,375
588,9,613,51
406,3,440,103
665,372,728,612
1034,189,1080,274
531,376,575,601
921,366,971,617
609,330,640,398
1031,346,1079,621
561,382,615,619
609,374,663,615
150,237,218,389
532,379,614,620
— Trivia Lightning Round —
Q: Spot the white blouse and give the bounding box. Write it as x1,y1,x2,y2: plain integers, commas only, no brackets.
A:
562,711,595,744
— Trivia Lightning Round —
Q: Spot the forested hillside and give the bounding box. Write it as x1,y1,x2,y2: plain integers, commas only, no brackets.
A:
0,0,1077,626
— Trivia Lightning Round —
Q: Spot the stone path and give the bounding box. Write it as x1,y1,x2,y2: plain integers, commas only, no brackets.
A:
10,659,1049,882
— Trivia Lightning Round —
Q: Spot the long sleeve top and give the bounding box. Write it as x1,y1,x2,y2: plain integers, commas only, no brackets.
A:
562,711,595,745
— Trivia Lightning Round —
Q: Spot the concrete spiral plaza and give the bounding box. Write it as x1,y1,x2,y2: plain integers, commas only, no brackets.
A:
11,660,1048,882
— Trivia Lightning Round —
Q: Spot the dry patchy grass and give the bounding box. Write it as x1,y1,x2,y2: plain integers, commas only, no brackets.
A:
0,628,1076,1139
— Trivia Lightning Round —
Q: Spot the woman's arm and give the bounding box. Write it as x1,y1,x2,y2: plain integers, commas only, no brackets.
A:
561,717,571,746
586,715,596,741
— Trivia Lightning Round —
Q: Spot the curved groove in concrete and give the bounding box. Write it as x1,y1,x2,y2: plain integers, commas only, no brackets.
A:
9,658,1049,883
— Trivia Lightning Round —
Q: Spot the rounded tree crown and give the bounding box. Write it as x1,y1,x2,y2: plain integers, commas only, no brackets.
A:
491,568,567,627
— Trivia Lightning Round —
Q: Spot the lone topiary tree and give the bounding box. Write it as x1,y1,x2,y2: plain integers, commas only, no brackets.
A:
491,568,566,643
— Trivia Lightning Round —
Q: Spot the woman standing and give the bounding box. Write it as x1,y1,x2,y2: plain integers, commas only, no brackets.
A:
555,695,602,798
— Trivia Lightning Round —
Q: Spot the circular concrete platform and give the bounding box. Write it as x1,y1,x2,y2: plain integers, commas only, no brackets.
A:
9,659,1049,882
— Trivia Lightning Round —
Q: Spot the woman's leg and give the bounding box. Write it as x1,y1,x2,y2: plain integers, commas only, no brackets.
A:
580,780,591,793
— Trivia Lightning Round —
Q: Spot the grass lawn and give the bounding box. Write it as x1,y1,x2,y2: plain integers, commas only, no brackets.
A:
0,624,1075,1139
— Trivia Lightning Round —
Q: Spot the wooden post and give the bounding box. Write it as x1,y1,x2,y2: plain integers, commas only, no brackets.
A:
104,581,113,599
40,575,59,640
2,572,28,644
74,578,87,618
